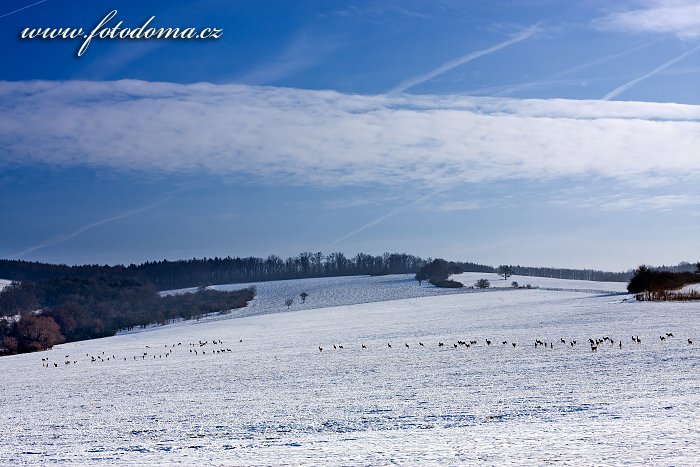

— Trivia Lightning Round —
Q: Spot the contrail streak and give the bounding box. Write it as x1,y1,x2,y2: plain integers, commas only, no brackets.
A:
10,196,172,259
0,0,47,19
330,189,441,245
603,43,700,101
491,39,660,97
388,25,541,95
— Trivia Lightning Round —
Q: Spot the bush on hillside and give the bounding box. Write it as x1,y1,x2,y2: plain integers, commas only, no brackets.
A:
416,259,463,285
429,279,464,288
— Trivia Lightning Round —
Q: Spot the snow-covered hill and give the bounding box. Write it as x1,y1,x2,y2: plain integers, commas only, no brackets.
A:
163,272,629,322
0,279,11,293
2,276,698,465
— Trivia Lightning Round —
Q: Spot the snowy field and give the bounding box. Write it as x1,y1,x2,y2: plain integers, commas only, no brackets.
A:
0,279,11,293
679,282,700,294
2,275,700,465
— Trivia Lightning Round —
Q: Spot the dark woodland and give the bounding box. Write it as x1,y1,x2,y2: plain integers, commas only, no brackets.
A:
0,276,254,356
627,264,700,300
0,252,429,290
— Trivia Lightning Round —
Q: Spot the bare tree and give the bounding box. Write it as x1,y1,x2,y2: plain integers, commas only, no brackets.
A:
16,314,64,351
497,265,513,280
475,279,490,289
284,298,293,309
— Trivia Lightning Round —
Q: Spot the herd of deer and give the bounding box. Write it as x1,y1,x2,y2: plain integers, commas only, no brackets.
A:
318,333,694,353
37,332,695,367
40,338,243,368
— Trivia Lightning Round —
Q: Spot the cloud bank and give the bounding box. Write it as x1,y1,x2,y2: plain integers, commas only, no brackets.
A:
596,1,700,39
1,80,700,188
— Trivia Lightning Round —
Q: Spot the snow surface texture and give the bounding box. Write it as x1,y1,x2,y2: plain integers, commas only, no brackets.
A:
2,276,699,465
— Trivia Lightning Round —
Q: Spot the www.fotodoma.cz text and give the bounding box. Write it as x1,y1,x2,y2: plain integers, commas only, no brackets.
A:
19,10,223,56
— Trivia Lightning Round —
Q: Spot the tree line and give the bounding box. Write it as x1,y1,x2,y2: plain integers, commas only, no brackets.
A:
0,252,431,291
3,255,696,293
0,276,255,356
507,265,631,282
627,264,700,301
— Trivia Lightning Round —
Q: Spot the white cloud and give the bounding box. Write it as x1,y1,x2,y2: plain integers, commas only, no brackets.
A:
1,80,700,189
335,4,432,23
596,1,700,39
321,195,402,210
548,191,700,212
600,194,700,211
434,201,482,212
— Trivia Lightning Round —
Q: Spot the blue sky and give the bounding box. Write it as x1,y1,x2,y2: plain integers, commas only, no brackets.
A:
1,0,699,270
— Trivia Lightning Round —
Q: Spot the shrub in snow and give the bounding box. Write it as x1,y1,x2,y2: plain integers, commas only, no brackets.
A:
430,279,464,288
